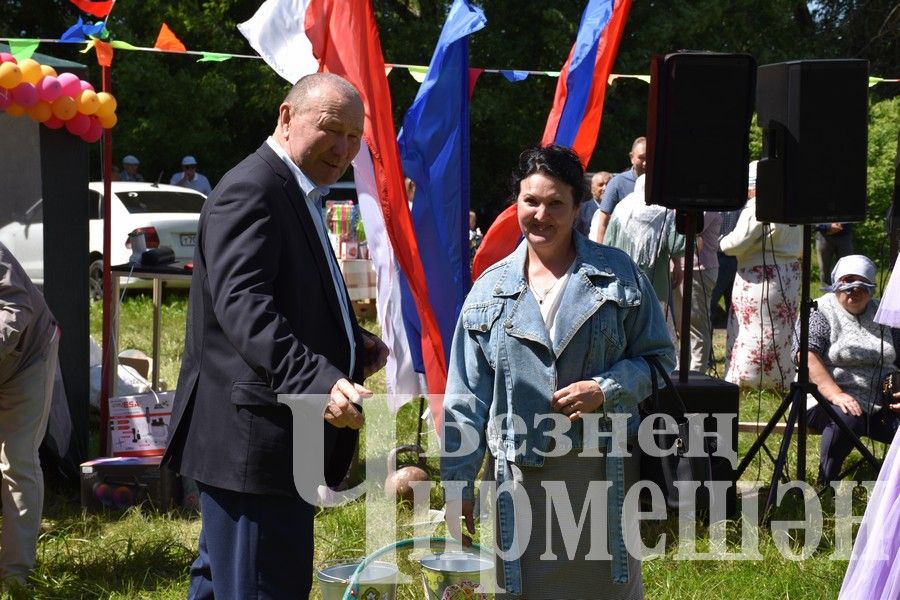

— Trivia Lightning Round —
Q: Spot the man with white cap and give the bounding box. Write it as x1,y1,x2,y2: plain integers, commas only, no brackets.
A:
794,254,900,484
170,155,212,195
120,155,143,182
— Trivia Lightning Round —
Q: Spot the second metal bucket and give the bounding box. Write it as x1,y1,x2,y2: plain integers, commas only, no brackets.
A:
418,551,493,600
316,560,398,600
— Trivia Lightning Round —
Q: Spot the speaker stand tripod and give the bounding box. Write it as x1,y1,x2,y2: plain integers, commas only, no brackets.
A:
734,224,880,518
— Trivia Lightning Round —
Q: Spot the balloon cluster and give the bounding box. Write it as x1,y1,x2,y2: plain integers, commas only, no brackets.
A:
0,53,117,142
93,482,136,509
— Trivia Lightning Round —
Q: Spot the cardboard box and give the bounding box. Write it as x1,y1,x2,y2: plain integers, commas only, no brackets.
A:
108,391,173,457
80,456,179,511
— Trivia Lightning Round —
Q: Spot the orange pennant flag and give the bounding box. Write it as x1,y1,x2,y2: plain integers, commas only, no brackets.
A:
94,39,113,67
154,23,187,52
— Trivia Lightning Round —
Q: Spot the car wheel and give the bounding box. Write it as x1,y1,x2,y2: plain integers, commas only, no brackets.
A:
89,258,103,301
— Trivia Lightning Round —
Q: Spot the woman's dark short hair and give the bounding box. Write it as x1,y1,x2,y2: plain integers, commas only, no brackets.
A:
511,144,586,204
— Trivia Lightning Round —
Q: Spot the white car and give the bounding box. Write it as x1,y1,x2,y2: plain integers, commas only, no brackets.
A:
0,181,205,300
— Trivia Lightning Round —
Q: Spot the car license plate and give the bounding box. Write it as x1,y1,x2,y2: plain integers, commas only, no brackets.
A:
180,233,196,247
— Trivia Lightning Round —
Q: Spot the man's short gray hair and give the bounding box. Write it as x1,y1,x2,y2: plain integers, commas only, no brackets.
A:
284,72,361,113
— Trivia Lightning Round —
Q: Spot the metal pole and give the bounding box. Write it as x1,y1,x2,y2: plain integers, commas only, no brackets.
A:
99,65,113,456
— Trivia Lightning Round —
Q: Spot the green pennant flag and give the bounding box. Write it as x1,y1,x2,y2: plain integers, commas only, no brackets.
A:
110,40,141,51
869,76,884,88
544,70,561,77
407,65,428,83
9,39,39,61
197,53,231,63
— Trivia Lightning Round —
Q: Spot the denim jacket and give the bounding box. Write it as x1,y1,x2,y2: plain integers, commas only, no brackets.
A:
441,232,675,595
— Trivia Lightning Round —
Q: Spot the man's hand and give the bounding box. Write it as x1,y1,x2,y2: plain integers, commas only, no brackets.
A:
671,259,684,290
324,378,371,429
831,392,862,416
362,330,389,378
445,499,475,546
551,380,604,422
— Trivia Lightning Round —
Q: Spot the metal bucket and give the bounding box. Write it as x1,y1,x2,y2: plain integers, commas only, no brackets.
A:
418,552,493,600
316,560,398,600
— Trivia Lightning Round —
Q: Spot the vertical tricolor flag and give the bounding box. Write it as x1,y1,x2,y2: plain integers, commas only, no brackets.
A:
471,0,632,279
238,0,448,401
396,0,486,396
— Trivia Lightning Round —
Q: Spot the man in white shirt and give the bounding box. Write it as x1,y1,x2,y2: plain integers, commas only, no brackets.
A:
169,155,212,195
163,73,387,599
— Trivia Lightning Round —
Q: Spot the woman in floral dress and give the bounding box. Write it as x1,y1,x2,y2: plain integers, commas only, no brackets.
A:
719,165,803,392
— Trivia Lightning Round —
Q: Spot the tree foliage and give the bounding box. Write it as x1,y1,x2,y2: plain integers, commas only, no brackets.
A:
858,96,900,265
0,0,895,242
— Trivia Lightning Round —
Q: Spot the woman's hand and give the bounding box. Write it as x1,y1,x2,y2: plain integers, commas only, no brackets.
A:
551,380,604,422
445,499,475,546
831,392,862,416
889,391,900,413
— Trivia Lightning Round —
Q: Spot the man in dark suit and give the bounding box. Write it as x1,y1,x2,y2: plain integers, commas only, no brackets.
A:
163,73,388,599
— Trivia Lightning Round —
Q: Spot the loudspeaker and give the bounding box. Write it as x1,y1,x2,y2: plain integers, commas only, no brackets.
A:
646,52,756,210
756,60,869,224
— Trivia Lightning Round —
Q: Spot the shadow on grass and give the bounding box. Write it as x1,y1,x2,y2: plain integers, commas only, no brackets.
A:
29,478,196,599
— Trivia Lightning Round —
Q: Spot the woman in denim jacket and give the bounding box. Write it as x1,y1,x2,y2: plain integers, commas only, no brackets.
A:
441,145,675,599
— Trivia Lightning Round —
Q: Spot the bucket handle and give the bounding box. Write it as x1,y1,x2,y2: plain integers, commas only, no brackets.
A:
341,536,483,600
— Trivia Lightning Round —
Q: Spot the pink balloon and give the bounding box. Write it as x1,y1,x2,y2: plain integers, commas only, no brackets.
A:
0,53,16,64
11,82,37,107
38,76,61,102
79,80,95,92
0,90,11,111
57,72,81,98
66,113,91,136
81,118,103,142
44,116,64,129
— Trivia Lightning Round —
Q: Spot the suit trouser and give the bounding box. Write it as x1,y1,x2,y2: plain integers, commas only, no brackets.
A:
188,482,314,600
672,268,718,372
0,328,58,582
711,253,737,317
808,404,900,484
816,232,854,287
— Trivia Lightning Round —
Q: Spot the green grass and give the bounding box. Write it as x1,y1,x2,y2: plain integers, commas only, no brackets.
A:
37,288,885,598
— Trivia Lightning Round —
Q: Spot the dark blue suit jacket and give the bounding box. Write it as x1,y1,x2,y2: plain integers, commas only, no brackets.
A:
163,142,362,496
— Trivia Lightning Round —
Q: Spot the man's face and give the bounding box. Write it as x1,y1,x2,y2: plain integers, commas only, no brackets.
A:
183,165,196,179
630,142,646,177
590,173,611,200
279,87,364,186
124,163,138,175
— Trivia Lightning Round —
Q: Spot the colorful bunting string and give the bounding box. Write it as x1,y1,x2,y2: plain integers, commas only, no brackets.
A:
1,36,897,87
154,24,186,53
68,0,115,19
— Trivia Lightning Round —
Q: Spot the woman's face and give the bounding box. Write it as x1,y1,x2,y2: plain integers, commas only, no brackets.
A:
834,275,872,315
516,172,577,255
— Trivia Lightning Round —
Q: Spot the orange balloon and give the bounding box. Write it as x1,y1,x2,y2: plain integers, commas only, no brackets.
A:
40,65,58,78
51,95,77,120
5,103,25,117
0,62,22,89
95,92,117,118
76,90,100,115
17,59,42,85
27,101,52,122
97,111,117,129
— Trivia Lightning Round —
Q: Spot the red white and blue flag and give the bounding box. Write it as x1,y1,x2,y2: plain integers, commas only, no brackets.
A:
471,0,632,280
239,0,448,406
395,0,486,402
